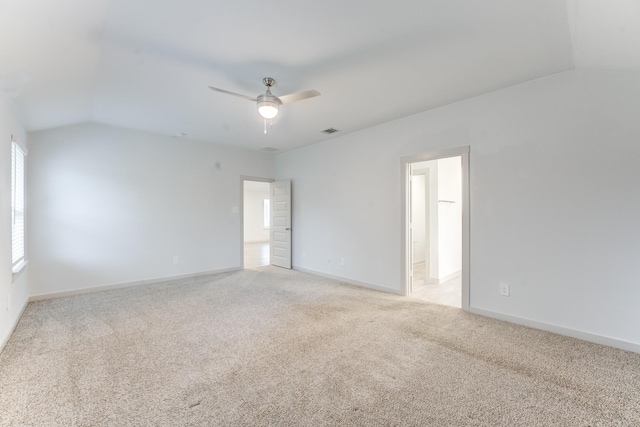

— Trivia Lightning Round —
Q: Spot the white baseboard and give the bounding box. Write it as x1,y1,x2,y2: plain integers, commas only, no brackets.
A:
431,270,461,284
0,298,29,355
469,307,640,354
15,266,639,355
291,265,640,354
293,266,404,296
29,267,241,302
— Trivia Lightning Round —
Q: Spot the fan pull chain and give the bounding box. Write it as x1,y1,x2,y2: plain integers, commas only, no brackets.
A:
263,119,274,135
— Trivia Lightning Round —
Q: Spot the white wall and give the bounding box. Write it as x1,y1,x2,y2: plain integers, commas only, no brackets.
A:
28,123,274,297
436,156,462,280
243,182,270,242
413,157,462,282
410,174,426,262
0,94,29,350
427,163,439,279
276,69,640,348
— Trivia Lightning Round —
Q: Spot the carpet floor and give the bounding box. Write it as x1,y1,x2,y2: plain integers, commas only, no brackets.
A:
1,267,639,426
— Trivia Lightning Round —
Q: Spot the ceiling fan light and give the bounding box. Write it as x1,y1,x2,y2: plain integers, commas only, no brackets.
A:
257,93,281,119
258,103,279,119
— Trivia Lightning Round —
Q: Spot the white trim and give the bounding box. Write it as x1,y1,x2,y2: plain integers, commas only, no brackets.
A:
12,259,28,275
400,146,469,164
470,307,640,354
0,298,29,355
11,134,28,155
401,146,470,311
433,270,461,284
293,266,404,296
29,267,240,301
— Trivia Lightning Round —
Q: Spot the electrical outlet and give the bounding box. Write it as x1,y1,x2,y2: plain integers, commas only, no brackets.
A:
340,257,345,266
173,256,179,264
500,283,510,297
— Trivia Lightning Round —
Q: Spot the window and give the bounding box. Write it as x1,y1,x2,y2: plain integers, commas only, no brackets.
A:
263,199,271,228
11,140,26,270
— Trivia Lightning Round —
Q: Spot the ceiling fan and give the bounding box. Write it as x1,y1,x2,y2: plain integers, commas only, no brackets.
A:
208,77,320,132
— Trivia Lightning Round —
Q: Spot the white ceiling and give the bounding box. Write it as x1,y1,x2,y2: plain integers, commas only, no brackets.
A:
0,1,638,152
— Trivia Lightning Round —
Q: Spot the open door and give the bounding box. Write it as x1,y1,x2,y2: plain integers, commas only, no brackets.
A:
270,180,291,269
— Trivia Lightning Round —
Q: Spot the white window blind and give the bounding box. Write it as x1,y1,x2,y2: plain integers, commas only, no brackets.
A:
12,141,26,267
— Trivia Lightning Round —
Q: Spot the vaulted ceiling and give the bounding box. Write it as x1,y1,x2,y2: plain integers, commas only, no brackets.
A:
1,1,638,152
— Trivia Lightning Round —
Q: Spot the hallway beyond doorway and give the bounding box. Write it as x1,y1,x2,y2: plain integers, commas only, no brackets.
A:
244,242,269,268
402,146,469,310
410,261,461,308
409,155,462,308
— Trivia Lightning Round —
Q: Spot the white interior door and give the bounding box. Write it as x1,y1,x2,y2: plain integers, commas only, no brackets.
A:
270,180,291,269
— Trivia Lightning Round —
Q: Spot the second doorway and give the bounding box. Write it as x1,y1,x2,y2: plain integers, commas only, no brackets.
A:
409,156,462,308
243,180,271,268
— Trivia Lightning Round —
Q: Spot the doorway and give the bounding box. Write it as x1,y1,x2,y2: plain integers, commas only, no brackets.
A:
402,147,469,310
242,178,273,268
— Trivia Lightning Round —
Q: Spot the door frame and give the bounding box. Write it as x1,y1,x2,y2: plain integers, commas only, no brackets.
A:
240,176,275,269
400,146,470,311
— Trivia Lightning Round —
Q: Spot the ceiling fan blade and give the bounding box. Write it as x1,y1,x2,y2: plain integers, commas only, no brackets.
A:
208,86,257,102
278,90,321,105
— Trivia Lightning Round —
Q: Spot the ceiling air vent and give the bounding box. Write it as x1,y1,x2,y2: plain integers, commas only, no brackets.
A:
321,128,340,134
260,147,279,152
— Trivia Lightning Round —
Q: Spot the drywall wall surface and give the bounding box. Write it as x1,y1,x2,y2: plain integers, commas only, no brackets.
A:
410,174,426,262
436,156,462,280
0,95,29,351
276,69,640,346
28,123,274,296
426,162,439,280
243,182,270,242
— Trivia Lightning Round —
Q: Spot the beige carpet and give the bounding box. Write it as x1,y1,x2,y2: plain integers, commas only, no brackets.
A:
1,267,639,426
